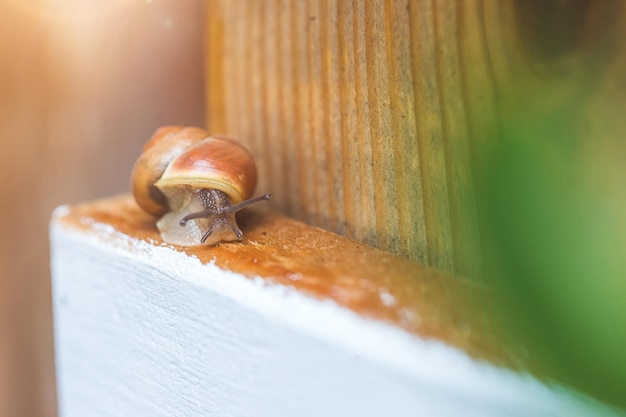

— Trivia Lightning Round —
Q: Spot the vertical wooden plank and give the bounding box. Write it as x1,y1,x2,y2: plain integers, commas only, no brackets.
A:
247,1,267,192
229,0,247,137
336,0,360,239
408,0,454,271
364,0,400,254
352,1,378,246
456,0,501,278
385,0,428,263
261,0,286,212
205,0,226,133
205,0,626,278
433,2,481,277
274,0,296,215
320,0,345,234
306,0,325,228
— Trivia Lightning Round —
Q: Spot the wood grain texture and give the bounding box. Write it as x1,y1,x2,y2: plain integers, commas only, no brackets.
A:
205,0,626,278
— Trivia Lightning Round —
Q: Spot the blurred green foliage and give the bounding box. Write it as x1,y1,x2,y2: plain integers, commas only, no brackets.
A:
479,120,626,408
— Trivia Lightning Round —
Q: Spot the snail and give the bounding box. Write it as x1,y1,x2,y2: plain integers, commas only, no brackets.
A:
131,126,270,246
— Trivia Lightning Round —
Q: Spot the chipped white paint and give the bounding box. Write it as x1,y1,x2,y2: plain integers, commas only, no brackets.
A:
50,208,623,417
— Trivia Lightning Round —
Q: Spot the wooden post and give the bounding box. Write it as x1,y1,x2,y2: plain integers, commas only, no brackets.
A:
49,196,620,416
205,0,626,278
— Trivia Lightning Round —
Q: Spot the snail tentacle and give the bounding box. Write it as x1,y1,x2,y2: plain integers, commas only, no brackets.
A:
222,193,272,214
200,229,213,244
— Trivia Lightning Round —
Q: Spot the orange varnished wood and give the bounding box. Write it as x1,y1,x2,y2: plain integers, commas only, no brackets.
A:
56,194,531,374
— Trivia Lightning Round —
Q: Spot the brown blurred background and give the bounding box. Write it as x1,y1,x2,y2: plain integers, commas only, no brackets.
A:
0,1,205,415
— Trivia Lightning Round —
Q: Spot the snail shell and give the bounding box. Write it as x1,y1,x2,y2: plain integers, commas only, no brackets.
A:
131,126,270,246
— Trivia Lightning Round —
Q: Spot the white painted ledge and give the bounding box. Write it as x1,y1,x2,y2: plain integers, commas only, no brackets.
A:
50,197,624,417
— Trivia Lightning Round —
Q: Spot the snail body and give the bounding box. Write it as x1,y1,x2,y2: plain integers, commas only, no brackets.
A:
131,126,270,246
